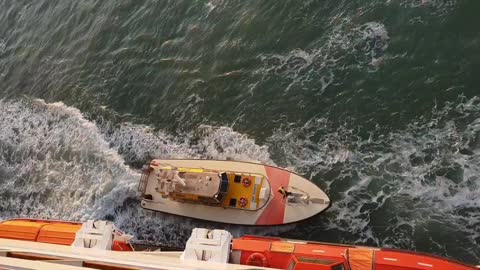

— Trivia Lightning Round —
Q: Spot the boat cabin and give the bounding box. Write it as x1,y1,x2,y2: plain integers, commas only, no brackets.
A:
139,163,271,210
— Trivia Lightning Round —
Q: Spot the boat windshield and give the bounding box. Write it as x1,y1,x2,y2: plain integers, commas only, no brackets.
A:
220,173,229,192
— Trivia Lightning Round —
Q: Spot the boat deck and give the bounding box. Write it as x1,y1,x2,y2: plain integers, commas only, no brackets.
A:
174,172,220,197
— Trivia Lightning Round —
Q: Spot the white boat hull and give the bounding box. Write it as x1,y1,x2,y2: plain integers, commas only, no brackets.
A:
139,160,330,225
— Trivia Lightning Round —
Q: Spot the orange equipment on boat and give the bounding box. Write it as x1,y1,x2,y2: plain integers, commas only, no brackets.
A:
0,219,133,251
232,235,477,270
0,219,81,245
246,252,269,267
242,177,252,187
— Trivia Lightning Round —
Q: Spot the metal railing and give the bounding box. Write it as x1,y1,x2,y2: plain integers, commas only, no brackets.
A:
137,166,150,193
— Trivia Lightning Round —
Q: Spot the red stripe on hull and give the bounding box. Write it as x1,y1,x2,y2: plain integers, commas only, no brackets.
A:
255,166,290,225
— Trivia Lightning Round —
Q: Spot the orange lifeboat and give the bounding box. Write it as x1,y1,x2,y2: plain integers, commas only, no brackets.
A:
231,235,478,270
0,218,133,251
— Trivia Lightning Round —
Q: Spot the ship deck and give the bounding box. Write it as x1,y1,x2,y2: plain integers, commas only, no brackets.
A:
0,238,273,270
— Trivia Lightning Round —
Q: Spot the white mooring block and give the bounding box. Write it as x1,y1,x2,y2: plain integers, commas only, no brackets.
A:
181,228,232,263
71,220,115,250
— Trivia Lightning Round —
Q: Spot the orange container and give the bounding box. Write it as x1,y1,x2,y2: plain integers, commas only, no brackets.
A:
0,220,49,241
37,223,82,245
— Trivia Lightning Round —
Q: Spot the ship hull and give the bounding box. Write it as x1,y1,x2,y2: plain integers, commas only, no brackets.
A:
139,159,331,225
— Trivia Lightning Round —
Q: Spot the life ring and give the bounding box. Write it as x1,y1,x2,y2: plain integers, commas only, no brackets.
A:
246,252,268,267
238,197,248,207
242,178,252,187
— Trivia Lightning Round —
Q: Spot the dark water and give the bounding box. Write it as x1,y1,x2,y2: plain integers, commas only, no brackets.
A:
0,0,479,265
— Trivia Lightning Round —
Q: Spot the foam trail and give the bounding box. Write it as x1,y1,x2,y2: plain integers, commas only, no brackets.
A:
100,122,274,166
0,99,138,221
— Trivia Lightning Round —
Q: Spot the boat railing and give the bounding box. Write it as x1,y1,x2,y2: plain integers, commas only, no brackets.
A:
138,166,150,193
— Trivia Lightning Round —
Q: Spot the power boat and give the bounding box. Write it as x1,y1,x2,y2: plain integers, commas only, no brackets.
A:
0,218,477,270
137,159,331,225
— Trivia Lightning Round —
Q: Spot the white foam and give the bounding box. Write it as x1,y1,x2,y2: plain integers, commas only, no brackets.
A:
257,20,389,95
399,0,459,15
0,99,138,221
100,122,274,165
265,96,480,254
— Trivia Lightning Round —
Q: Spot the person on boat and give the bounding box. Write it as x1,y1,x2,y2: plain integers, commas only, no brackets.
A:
278,186,292,199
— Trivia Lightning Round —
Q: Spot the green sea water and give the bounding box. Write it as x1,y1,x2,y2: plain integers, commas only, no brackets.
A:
0,0,479,264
